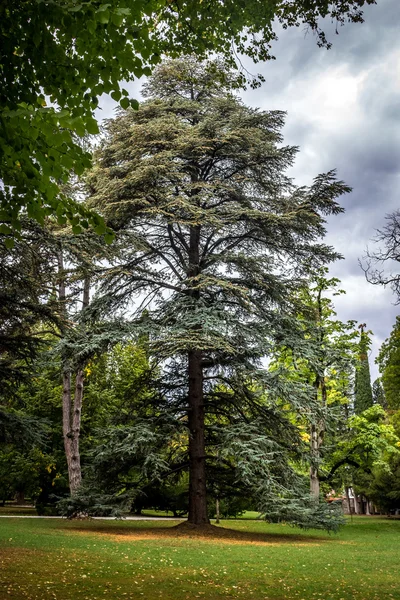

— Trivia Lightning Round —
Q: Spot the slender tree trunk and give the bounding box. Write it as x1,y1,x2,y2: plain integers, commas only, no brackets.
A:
82,276,90,309
309,290,327,500
58,251,87,496
215,498,220,524
310,423,320,498
345,486,353,518
310,377,325,499
62,368,84,494
62,368,72,484
187,349,209,525
353,492,360,514
71,370,84,492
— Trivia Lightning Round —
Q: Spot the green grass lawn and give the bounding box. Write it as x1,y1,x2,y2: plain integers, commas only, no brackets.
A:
0,516,399,600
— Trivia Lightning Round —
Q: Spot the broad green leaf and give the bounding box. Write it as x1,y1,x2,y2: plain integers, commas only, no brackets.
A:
104,231,115,244
111,90,122,102
96,9,110,24
86,119,100,135
0,224,13,235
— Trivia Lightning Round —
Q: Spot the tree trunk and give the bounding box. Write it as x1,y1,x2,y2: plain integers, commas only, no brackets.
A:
215,498,220,524
62,369,84,495
310,423,320,498
186,221,208,526
15,491,25,505
59,251,88,496
309,290,327,500
310,416,324,498
62,368,72,483
345,486,353,517
353,492,361,514
187,349,209,525
310,369,325,499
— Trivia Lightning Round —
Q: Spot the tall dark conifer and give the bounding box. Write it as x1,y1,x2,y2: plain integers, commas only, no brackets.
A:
372,378,386,409
88,58,350,526
354,324,373,414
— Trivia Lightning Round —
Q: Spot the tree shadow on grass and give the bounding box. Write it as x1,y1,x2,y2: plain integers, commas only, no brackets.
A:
65,521,333,546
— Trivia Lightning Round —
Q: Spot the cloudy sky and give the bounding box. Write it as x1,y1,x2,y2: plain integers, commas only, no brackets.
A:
240,0,400,379
98,0,399,379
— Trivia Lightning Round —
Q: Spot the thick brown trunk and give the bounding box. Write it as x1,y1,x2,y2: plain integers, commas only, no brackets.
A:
187,349,209,525
15,491,25,505
186,222,208,526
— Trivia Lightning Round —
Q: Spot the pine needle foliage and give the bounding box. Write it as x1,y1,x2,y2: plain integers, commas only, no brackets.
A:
87,57,351,527
0,220,61,391
354,326,373,415
377,317,400,411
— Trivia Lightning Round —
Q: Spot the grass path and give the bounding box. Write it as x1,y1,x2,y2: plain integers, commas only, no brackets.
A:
1,516,399,599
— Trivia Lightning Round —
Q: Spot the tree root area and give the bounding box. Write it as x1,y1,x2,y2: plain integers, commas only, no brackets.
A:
67,521,329,545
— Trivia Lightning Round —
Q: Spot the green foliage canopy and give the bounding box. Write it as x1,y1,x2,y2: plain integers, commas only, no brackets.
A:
1,0,376,237
0,220,61,389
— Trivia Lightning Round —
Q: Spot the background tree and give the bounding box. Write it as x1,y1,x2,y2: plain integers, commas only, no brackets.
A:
364,210,400,301
0,339,68,511
270,271,357,499
354,324,373,414
0,221,59,389
0,219,63,501
86,57,350,527
327,405,400,514
372,378,387,409
53,227,120,495
1,0,376,236
376,316,400,411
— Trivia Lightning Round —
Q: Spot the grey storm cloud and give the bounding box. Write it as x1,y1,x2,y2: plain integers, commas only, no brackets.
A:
97,0,400,377
239,0,400,377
